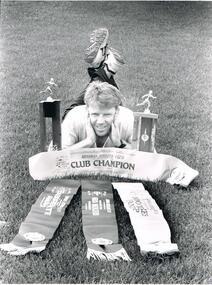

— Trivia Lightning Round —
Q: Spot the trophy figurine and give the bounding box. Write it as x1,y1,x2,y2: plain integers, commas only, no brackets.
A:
133,90,158,152
39,78,61,152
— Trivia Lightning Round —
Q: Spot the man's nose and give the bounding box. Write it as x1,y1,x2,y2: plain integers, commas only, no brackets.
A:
96,115,105,124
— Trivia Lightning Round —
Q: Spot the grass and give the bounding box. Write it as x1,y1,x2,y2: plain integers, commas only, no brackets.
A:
0,1,212,283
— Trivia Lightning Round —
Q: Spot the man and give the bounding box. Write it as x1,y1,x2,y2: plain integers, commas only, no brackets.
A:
62,28,125,120
61,81,134,150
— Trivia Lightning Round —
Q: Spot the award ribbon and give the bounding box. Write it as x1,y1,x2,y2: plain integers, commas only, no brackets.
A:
81,180,131,261
113,182,179,255
29,148,199,187
0,179,80,255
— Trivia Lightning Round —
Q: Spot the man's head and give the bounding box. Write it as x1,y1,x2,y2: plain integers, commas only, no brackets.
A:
84,81,123,137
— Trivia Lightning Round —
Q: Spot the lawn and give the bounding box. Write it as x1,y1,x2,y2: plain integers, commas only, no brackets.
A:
0,1,211,283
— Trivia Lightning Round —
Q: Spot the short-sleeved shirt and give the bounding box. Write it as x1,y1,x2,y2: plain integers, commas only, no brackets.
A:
61,105,134,149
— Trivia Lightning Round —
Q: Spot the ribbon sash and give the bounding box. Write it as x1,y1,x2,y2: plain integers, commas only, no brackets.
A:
81,180,131,261
113,182,179,255
1,179,179,258
29,148,198,187
0,179,80,255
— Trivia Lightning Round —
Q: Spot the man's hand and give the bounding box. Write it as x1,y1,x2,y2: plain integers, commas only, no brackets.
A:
109,122,122,147
85,117,96,145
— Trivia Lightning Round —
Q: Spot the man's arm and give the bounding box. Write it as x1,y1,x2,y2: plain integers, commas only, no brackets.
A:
118,139,132,149
109,122,133,149
61,114,96,150
63,137,94,150
121,107,134,149
109,106,134,149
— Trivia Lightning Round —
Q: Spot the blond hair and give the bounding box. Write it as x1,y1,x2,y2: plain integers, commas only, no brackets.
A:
84,81,124,108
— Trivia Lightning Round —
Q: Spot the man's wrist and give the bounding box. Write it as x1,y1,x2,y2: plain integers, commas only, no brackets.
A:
117,139,126,148
85,137,95,147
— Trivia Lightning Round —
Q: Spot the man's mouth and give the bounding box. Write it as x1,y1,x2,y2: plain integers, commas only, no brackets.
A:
95,126,108,132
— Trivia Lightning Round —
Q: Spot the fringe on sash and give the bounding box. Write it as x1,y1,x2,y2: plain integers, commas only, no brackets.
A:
0,242,46,255
87,247,131,261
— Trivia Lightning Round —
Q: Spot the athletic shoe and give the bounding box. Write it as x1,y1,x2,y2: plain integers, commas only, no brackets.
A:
85,28,109,67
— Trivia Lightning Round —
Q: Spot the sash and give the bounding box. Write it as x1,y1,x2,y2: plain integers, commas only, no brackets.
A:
81,180,131,261
29,148,199,187
113,182,179,256
0,179,179,259
0,179,80,255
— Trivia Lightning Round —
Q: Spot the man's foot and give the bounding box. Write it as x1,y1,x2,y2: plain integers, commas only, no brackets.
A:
89,28,109,46
85,28,109,68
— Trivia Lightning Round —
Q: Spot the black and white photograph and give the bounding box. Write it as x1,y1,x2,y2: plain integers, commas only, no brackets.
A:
0,0,211,283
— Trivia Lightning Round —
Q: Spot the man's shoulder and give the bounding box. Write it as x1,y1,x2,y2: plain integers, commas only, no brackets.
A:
118,106,134,116
65,105,87,118
117,106,134,130
63,105,87,126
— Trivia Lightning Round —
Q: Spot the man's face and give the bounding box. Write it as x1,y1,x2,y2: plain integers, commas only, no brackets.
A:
87,103,116,137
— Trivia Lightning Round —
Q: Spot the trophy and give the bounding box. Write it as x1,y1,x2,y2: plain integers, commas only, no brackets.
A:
133,90,158,152
39,78,61,151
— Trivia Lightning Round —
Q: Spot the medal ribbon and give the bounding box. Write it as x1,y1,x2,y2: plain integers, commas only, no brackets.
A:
81,180,131,261
0,179,80,255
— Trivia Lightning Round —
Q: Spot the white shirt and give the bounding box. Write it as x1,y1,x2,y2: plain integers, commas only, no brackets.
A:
61,105,134,149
